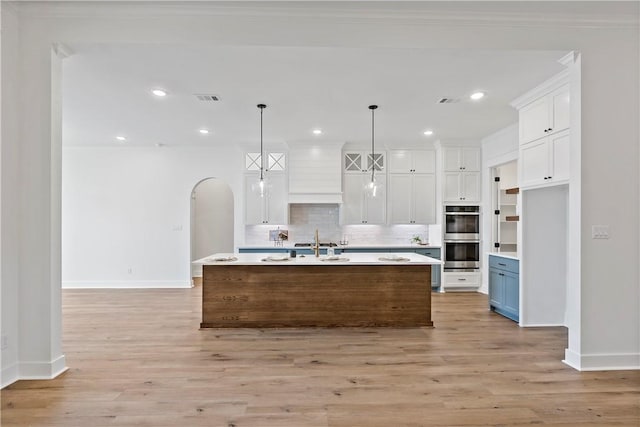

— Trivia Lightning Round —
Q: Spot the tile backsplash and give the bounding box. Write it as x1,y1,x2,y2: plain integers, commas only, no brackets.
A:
244,204,441,246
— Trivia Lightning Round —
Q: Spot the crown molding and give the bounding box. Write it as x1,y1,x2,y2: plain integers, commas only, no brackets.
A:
510,68,570,110
10,1,639,29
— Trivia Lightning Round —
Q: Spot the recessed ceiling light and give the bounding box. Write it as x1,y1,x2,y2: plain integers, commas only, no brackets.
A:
199,129,209,135
116,136,126,141
470,91,485,100
152,89,167,97
312,129,323,135
423,130,434,136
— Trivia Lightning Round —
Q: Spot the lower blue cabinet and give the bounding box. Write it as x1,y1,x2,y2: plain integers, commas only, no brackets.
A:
488,255,519,322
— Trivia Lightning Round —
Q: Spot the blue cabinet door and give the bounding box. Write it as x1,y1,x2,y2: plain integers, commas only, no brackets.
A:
489,267,504,309
502,271,519,322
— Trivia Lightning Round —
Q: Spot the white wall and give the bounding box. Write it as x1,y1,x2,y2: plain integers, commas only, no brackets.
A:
1,3,638,387
480,123,519,294
62,147,244,288
521,185,568,326
191,178,234,277
0,2,21,387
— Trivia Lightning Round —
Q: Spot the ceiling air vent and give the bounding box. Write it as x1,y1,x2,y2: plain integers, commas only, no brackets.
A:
194,94,220,102
438,97,460,104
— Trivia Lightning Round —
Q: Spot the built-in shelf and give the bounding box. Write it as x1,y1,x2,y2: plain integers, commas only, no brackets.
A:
505,215,520,222
505,187,520,195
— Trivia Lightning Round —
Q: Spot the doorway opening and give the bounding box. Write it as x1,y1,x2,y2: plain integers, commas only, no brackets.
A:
190,178,234,285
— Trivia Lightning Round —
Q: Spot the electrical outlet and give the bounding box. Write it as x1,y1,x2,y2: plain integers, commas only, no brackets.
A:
1,334,8,351
592,225,610,240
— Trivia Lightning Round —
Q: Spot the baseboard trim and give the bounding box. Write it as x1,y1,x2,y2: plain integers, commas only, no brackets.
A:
2,355,68,389
563,350,640,371
62,280,191,289
520,322,566,328
18,355,68,380
1,363,19,388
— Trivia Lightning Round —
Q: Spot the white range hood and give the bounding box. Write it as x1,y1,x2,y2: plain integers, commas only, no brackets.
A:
287,142,344,204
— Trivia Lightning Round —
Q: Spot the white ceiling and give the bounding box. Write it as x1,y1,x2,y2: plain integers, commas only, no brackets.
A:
62,44,568,149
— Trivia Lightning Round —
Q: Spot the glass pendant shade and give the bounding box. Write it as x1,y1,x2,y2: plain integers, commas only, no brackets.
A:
251,175,271,198
364,176,379,198
364,104,379,198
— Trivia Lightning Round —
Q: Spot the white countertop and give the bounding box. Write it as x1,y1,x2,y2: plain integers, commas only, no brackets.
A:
489,252,519,261
238,243,441,250
195,252,443,266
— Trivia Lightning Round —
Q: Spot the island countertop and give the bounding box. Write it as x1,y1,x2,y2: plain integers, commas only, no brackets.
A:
195,252,442,266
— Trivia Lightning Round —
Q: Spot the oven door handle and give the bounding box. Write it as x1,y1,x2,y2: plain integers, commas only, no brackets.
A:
444,240,480,243
444,212,480,216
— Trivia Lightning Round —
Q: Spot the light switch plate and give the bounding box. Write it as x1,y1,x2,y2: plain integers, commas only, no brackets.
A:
592,225,610,239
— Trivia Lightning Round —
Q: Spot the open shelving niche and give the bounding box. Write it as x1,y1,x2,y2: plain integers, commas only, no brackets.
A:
493,161,519,253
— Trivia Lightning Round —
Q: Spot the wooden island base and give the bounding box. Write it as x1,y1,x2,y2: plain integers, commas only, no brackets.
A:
201,264,432,328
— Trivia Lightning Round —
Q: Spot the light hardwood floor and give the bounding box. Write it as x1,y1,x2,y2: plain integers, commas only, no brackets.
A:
2,287,639,426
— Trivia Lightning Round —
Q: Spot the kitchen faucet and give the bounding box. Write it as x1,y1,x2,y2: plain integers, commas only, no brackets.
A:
313,229,320,257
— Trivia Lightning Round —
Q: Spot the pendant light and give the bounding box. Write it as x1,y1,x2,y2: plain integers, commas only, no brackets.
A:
364,104,379,198
253,103,268,198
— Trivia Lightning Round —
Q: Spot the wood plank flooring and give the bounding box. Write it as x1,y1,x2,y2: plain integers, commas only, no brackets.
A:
2,287,639,426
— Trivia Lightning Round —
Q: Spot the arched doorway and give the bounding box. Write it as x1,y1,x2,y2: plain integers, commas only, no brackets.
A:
190,178,234,283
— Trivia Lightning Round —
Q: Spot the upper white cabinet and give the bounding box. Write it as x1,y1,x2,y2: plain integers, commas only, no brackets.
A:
512,71,571,190
520,129,570,189
344,151,385,174
342,173,386,224
441,146,481,202
389,150,436,174
443,147,481,172
389,173,436,224
519,84,570,145
244,173,287,225
388,150,436,224
443,172,481,202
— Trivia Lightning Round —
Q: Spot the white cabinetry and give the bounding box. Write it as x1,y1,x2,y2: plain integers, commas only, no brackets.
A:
389,174,436,224
443,171,480,202
342,173,386,224
342,151,386,224
244,173,287,225
442,147,481,203
520,129,570,189
443,147,481,172
512,71,571,190
389,150,435,174
388,150,436,224
519,84,570,145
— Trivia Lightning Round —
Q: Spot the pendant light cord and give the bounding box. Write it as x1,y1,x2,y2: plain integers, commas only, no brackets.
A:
369,105,378,183
258,104,266,181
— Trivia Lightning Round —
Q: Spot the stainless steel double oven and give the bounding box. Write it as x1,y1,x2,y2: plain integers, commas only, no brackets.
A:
443,205,480,272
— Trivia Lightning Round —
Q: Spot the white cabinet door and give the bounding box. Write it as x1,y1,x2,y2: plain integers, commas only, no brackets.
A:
520,138,549,188
550,130,570,183
389,174,413,223
413,174,436,224
461,173,481,202
551,85,570,134
443,147,479,171
388,151,413,173
265,173,287,224
412,150,436,173
519,97,550,145
461,148,481,171
443,172,462,202
342,174,365,224
443,148,462,171
244,175,265,224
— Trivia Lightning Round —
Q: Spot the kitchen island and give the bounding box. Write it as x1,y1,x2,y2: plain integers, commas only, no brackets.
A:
196,252,441,328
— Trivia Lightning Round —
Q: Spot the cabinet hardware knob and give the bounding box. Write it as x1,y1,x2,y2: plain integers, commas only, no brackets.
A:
458,278,467,281
498,263,506,266
548,176,552,179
